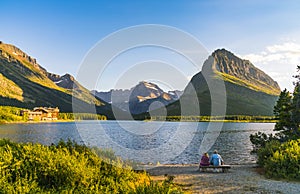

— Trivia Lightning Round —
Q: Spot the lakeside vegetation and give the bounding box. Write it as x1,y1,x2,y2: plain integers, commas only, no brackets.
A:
58,112,107,121
0,139,182,193
0,106,27,123
150,115,276,122
250,66,300,180
0,106,107,123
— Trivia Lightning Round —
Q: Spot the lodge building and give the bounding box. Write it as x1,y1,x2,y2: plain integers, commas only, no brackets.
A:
21,107,59,121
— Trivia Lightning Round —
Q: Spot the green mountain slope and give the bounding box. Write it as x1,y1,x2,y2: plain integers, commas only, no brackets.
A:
0,42,116,118
164,49,280,117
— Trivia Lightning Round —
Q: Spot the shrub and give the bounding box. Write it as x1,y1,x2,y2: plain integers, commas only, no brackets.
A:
256,140,281,166
0,106,26,123
263,139,300,180
0,139,182,193
132,179,182,194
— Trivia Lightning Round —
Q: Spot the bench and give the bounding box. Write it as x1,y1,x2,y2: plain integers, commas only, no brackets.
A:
199,165,231,173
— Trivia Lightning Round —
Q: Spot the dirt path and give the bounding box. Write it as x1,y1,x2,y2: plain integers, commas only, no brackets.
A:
145,164,300,193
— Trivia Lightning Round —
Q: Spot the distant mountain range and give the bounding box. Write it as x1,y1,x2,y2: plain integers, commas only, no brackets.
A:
0,41,281,118
92,81,183,114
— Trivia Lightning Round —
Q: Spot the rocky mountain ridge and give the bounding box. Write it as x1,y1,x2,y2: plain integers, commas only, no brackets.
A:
0,41,117,118
163,49,281,117
0,42,46,74
93,81,182,114
48,73,81,90
211,49,280,95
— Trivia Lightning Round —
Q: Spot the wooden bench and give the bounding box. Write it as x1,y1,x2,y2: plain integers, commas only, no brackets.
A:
199,165,231,173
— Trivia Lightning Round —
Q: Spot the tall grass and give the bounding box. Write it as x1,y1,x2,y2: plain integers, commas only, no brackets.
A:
0,139,182,193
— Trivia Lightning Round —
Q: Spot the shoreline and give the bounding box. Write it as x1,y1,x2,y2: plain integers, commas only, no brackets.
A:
0,119,109,125
147,118,277,123
0,119,75,125
146,164,300,193
0,119,276,125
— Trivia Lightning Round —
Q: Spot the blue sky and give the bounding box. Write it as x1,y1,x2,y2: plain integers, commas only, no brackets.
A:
1,0,300,92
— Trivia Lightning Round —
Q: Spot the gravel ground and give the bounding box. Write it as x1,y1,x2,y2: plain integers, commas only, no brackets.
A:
146,164,300,193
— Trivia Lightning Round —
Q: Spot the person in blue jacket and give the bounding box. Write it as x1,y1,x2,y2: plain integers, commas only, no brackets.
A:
210,150,224,166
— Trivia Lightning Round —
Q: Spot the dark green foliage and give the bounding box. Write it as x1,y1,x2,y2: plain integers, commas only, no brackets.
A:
273,89,293,131
256,140,281,166
250,66,300,180
263,139,300,180
0,139,182,193
149,115,276,122
291,77,300,137
58,113,107,120
273,83,300,140
250,132,277,153
273,89,299,141
58,112,75,120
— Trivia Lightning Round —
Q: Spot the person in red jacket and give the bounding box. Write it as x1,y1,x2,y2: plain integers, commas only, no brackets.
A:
198,152,210,169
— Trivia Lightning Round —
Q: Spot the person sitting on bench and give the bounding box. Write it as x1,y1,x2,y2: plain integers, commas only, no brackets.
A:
198,152,210,170
210,150,224,166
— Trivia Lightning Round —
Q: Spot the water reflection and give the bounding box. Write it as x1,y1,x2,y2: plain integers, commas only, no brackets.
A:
0,122,82,145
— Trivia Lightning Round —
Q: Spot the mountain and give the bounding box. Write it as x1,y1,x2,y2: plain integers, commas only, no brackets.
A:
0,41,117,118
93,81,182,114
128,81,180,114
92,89,131,110
161,49,281,117
0,42,280,119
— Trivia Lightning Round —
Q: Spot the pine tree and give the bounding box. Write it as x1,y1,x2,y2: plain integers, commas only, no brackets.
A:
273,89,293,132
274,66,300,140
273,89,296,141
251,66,300,150
290,66,300,138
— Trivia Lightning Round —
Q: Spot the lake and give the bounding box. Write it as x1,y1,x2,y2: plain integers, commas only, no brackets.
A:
0,121,274,165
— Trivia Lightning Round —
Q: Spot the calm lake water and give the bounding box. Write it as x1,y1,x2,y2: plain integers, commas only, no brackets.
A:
0,121,274,165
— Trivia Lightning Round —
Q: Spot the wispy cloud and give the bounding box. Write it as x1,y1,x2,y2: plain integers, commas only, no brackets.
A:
240,42,300,92
242,42,300,65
